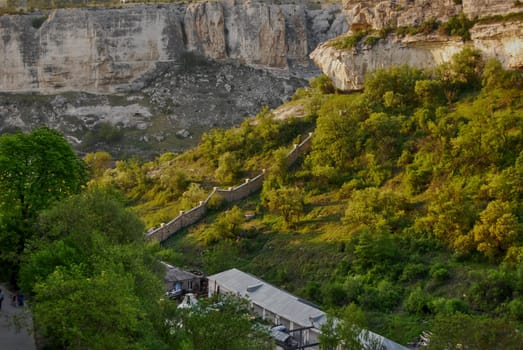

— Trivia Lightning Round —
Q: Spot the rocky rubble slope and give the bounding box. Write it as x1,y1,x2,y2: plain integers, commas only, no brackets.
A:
0,58,306,158
0,0,346,158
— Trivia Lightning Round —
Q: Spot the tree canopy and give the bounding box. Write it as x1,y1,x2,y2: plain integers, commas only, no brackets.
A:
0,128,87,283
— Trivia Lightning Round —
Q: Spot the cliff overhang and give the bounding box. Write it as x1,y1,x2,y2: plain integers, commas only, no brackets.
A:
311,0,523,91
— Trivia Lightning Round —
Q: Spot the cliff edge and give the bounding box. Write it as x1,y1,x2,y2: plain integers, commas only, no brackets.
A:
311,0,523,91
0,0,347,93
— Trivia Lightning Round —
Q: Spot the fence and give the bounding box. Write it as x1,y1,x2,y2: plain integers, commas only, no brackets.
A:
145,132,313,243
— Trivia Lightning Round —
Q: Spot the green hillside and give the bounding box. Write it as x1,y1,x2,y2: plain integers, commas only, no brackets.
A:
92,49,523,346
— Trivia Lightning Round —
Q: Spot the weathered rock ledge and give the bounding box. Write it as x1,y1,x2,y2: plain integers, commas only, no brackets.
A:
312,0,523,91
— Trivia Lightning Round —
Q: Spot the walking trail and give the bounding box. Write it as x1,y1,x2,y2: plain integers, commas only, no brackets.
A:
0,284,36,350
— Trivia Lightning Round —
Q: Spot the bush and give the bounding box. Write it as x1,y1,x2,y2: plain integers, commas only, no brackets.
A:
309,74,335,94
400,263,428,282
376,280,402,312
364,36,380,47
330,30,367,49
82,122,123,149
404,287,430,314
440,13,475,40
508,298,523,320
466,270,514,312
429,263,450,282
323,283,348,307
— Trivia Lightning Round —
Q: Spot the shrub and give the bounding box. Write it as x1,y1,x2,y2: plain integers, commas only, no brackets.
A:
440,13,475,40
404,287,430,314
466,270,514,312
364,36,380,47
323,283,348,307
418,18,440,35
508,298,523,320
429,263,450,282
310,74,335,94
330,30,367,49
400,263,428,282
376,280,402,312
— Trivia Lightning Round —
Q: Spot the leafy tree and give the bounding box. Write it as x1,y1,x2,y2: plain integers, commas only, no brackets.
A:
363,65,426,113
472,200,519,261
179,183,208,210
266,147,290,186
152,167,189,206
262,186,305,228
361,112,405,163
84,151,112,178
436,47,484,101
19,189,170,349
423,178,478,254
320,303,382,350
307,95,367,183
343,187,409,233
110,158,150,202
439,13,475,40
172,294,274,350
414,79,446,107
350,231,403,277
32,265,146,350
310,74,336,94
403,286,430,315
0,128,87,283
202,205,245,245
215,151,242,184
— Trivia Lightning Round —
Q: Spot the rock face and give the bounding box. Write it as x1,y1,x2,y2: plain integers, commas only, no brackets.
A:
0,1,347,93
311,34,465,91
342,0,520,31
342,0,461,31
312,0,523,91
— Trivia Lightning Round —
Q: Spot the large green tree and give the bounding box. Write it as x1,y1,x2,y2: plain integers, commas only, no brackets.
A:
19,189,170,349
0,128,87,283
171,294,274,350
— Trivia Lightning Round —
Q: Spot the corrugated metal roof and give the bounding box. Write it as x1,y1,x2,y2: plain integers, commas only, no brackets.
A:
163,262,200,283
208,268,410,350
208,268,327,329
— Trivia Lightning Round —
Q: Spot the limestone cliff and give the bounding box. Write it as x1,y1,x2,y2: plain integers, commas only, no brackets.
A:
0,1,347,93
312,0,523,91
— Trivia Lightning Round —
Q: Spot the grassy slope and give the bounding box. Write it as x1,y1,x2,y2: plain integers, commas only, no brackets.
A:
93,61,523,344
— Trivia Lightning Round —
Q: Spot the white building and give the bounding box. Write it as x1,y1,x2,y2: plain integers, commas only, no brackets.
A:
208,268,409,350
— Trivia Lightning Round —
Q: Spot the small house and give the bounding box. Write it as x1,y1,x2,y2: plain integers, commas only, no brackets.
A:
163,262,207,296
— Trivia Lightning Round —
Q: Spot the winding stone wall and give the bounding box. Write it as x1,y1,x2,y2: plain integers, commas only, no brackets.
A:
145,132,313,243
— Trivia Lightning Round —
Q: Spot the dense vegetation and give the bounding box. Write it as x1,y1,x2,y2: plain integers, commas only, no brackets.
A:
0,130,273,349
88,48,523,347
2,47,522,348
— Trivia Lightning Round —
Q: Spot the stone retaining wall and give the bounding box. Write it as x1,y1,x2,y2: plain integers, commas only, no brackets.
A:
145,132,313,242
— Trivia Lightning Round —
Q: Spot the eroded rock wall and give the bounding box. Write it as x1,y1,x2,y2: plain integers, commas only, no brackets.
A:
0,1,347,93
342,0,518,32
342,0,462,31
0,6,185,93
312,0,522,91
462,0,523,18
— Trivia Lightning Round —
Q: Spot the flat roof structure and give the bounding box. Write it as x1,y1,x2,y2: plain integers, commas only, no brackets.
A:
208,268,409,350
208,268,327,329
